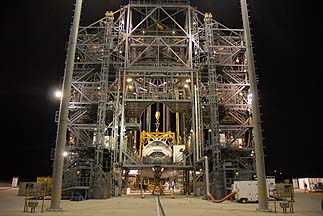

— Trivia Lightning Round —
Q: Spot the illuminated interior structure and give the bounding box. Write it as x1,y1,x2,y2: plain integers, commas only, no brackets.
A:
54,0,258,199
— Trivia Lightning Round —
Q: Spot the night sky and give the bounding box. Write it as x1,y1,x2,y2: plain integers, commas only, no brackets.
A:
0,0,322,182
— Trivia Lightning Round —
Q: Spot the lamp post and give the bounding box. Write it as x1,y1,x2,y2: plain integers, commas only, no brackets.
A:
49,0,83,211
240,0,270,212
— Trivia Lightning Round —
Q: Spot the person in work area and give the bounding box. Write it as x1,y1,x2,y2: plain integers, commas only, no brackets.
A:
152,168,163,195
304,182,308,192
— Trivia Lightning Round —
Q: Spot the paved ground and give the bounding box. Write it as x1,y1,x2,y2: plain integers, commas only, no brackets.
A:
0,188,322,216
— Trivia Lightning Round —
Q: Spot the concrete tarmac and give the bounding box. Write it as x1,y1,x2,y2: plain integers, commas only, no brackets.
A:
0,188,322,216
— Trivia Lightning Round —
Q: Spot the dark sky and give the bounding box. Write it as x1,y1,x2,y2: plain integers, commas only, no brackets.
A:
0,0,322,181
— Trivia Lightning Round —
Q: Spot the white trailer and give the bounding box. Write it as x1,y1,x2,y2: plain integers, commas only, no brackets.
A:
233,181,258,203
233,177,275,203
298,178,323,192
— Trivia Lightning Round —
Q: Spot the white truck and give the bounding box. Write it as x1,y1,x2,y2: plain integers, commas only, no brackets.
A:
232,177,275,203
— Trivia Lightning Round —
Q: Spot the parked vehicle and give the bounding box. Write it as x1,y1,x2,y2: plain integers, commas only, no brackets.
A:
232,178,276,203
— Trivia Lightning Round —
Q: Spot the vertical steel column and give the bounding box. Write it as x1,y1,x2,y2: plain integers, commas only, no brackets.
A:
191,85,197,195
204,156,210,198
175,91,180,144
168,107,171,133
194,85,200,161
162,104,166,132
96,11,114,167
119,73,126,196
187,5,197,196
182,113,186,147
119,4,131,196
204,12,223,199
176,113,180,143
49,0,82,210
240,0,269,211
147,106,151,132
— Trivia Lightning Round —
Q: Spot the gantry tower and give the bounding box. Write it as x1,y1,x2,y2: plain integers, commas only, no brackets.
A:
53,0,262,201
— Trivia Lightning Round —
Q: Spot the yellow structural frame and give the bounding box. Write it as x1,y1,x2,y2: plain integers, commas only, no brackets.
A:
139,131,176,158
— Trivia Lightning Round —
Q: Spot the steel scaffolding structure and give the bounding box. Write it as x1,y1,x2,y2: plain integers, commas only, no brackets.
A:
53,0,263,200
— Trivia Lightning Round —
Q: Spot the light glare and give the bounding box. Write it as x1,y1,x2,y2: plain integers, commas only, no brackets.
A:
55,91,62,98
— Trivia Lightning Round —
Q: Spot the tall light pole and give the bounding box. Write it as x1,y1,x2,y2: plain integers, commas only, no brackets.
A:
49,0,83,211
240,0,270,212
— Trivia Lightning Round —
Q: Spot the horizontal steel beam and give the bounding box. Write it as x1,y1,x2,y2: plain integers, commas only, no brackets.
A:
123,164,193,170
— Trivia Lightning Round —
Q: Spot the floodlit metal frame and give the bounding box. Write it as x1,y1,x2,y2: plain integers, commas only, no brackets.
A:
53,0,265,200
